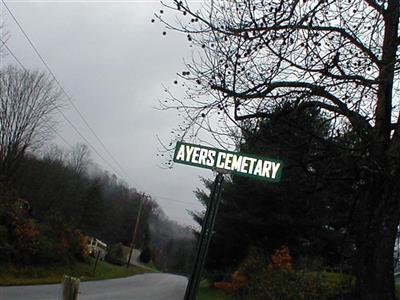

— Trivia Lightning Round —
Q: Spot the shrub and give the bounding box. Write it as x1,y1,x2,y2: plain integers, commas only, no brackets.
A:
139,246,152,264
0,224,9,244
214,270,246,294
215,247,266,296
12,216,90,265
216,246,353,300
36,234,60,263
107,243,125,265
268,246,293,272
0,190,90,265
69,229,89,261
0,243,15,262
13,219,40,264
14,219,39,242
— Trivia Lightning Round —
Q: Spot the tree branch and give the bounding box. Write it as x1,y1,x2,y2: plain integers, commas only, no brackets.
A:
211,82,372,134
229,25,380,65
363,0,385,14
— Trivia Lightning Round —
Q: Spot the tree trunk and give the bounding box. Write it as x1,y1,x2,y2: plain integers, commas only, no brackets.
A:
354,177,399,300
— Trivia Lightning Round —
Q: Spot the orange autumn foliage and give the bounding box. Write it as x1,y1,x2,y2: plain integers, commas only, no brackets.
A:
76,230,89,259
214,270,246,294
14,219,40,259
15,219,39,242
268,245,294,272
215,246,294,295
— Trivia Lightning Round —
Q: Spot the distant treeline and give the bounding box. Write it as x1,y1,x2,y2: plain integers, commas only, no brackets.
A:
12,145,154,247
0,143,195,271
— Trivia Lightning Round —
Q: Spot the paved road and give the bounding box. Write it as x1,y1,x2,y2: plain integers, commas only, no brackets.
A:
0,273,187,300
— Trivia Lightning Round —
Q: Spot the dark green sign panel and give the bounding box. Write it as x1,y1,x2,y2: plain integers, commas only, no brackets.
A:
173,141,283,182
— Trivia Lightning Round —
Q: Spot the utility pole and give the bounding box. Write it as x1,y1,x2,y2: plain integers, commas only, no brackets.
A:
126,195,144,268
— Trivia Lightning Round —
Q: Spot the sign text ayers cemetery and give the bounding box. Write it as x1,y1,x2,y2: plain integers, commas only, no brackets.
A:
173,142,283,182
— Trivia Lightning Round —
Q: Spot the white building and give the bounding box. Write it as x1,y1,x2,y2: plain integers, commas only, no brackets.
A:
88,237,107,260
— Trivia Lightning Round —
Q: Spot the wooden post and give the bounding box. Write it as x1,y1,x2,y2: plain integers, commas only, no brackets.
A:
60,275,80,300
93,250,100,275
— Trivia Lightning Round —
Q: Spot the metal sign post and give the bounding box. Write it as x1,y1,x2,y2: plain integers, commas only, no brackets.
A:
173,141,284,300
183,171,225,300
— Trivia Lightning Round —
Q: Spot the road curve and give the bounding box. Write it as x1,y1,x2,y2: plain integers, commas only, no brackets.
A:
0,273,188,300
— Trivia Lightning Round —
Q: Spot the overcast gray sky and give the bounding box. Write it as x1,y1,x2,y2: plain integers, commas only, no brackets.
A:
1,0,212,226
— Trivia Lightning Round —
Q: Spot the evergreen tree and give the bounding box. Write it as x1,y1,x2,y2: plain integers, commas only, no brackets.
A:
192,106,355,273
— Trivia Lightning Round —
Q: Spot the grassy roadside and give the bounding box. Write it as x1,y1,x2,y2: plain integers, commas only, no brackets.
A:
0,257,150,286
197,286,230,300
196,278,400,300
196,286,400,300
122,244,131,259
196,283,400,300
197,284,400,300
197,280,231,300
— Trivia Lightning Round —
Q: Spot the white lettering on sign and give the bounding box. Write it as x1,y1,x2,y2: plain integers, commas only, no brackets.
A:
224,153,234,170
191,147,201,164
216,152,226,169
199,148,208,165
231,155,243,172
262,161,271,177
186,145,195,161
175,144,186,161
174,142,283,181
207,150,216,167
253,160,263,176
247,158,257,174
272,162,281,179
240,158,249,173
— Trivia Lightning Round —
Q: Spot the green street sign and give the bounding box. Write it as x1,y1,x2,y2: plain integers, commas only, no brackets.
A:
173,141,283,182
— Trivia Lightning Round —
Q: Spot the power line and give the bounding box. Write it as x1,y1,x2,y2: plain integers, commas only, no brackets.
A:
155,195,201,206
2,0,137,186
157,202,200,210
48,124,74,149
0,38,25,69
1,37,125,179
56,108,126,179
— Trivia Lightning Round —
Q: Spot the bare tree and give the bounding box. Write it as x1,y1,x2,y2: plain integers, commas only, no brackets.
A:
42,144,68,167
159,0,400,299
68,143,91,177
0,65,63,181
